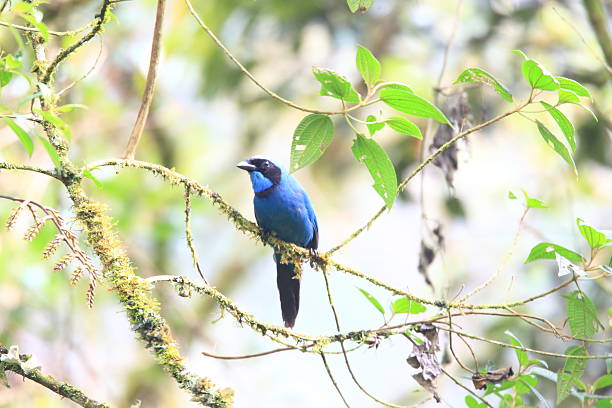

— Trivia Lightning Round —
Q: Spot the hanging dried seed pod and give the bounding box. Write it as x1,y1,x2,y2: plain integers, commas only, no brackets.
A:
53,253,75,272
5,200,31,231
43,234,65,259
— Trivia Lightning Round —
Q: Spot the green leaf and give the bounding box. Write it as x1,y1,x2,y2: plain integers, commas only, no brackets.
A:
576,219,607,249
357,288,384,315
55,104,89,113
508,191,517,199
366,115,385,136
521,190,547,209
558,88,581,105
351,133,397,208
34,109,72,141
527,359,548,369
3,117,34,156
557,345,586,404
38,135,61,168
392,297,426,314
593,374,612,391
289,114,334,173
18,13,49,43
565,291,602,339
377,83,414,93
356,45,381,88
540,102,575,152
557,77,591,98
380,88,450,124
524,242,584,263
519,57,559,90
518,376,551,408
83,169,102,188
536,121,576,174
347,0,373,13
464,395,487,408
312,67,360,103
515,375,538,394
385,117,422,139
505,330,528,367
454,68,513,102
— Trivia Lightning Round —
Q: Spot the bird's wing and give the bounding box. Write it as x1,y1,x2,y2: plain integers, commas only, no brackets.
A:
302,190,318,250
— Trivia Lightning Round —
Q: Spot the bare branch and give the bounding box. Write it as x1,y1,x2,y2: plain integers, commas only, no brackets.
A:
122,0,166,159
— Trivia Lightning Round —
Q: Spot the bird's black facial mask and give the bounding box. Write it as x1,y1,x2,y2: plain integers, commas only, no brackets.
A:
237,158,282,194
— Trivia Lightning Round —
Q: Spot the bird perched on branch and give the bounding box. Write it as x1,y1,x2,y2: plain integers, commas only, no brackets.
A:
237,157,318,328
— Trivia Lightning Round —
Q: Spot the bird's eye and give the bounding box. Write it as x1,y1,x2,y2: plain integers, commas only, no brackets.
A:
262,161,270,168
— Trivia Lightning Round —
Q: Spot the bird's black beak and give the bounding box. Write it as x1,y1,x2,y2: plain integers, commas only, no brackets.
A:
236,160,257,172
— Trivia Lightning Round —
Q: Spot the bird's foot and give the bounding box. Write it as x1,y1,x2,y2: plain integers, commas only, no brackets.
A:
308,248,318,268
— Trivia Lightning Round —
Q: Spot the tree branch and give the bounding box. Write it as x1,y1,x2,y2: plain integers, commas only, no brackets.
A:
1,345,110,408
122,0,166,159
582,0,612,71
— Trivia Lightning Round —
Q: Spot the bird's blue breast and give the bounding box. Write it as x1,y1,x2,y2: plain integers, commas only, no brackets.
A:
253,174,316,248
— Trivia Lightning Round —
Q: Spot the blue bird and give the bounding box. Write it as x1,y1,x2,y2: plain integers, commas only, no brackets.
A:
237,157,318,328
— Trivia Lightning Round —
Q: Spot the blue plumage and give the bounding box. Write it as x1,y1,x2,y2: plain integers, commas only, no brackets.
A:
237,157,318,328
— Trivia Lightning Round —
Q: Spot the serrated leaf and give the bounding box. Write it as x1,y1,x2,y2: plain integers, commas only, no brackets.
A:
357,288,384,315
565,291,602,339
593,374,612,391
290,114,334,173
536,121,576,174
524,242,584,263
392,297,426,314
385,117,422,139
3,117,34,156
576,218,607,249
540,102,575,152
505,330,528,367
557,345,586,404
520,57,559,91
352,133,397,208
557,77,591,98
454,67,513,102
312,67,360,103
34,109,71,141
558,88,581,105
356,45,381,88
380,88,450,124
366,115,385,136
347,0,373,13
38,135,61,168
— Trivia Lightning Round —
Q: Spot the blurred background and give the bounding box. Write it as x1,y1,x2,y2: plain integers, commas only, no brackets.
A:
0,0,610,406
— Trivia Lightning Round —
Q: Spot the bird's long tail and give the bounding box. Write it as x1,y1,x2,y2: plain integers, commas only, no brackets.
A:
274,252,300,328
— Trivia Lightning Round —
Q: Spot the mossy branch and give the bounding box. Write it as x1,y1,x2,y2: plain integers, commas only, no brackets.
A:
1,345,110,408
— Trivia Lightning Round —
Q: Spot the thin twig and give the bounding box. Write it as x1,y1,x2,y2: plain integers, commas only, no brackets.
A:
183,0,373,115
320,353,351,408
441,368,493,408
459,207,528,303
184,185,208,283
328,98,532,254
122,0,166,159
201,348,294,360
57,37,104,97
0,20,93,36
